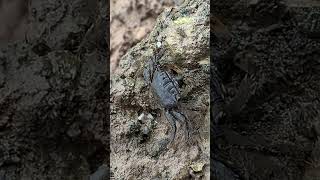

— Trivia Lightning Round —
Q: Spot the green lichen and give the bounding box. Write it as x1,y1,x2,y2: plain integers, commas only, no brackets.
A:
173,17,194,25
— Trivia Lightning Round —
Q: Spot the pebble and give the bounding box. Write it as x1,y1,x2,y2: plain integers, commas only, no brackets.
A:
138,113,145,121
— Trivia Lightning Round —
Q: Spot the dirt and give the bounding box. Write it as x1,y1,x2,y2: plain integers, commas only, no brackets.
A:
0,0,108,179
212,0,320,179
0,0,29,43
110,0,175,73
110,0,210,179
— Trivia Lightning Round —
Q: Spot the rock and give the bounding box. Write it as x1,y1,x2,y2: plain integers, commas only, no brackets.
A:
190,162,205,173
138,113,145,121
111,0,210,178
110,0,175,73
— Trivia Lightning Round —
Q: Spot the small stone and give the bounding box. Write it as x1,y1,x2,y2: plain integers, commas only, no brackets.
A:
198,59,209,65
138,113,145,121
190,162,205,173
156,41,162,48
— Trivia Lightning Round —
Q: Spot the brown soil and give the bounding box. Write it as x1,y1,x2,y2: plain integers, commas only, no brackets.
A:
0,0,29,43
110,0,175,73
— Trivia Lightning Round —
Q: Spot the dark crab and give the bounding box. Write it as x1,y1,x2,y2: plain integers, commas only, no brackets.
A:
143,48,190,144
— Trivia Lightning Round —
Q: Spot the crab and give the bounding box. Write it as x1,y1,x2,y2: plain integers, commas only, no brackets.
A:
143,48,190,144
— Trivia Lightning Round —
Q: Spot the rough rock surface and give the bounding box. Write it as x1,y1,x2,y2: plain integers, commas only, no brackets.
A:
212,0,320,179
110,0,210,179
0,0,108,179
110,0,175,73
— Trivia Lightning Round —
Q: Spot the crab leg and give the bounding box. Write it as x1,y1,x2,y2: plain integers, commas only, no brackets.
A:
165,110,177,143
171,110,190,140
